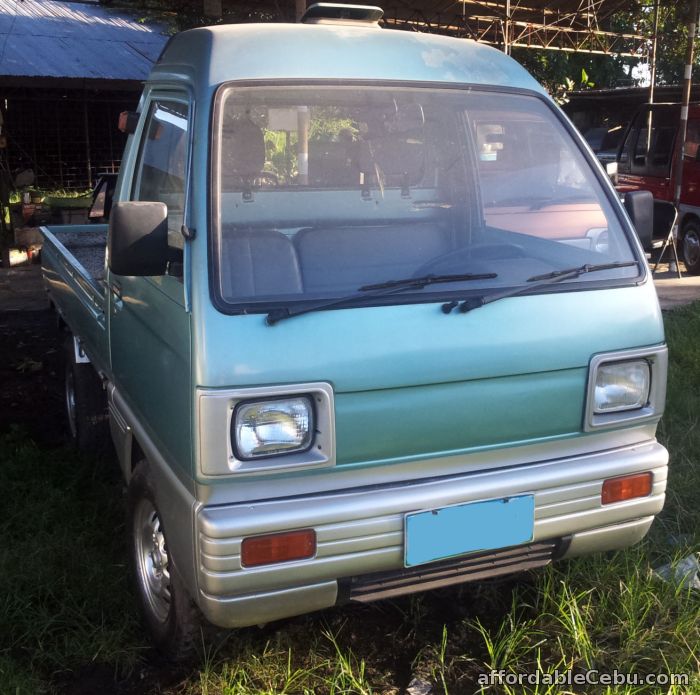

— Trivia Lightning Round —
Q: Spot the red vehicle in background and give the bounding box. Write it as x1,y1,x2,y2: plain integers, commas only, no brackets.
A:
616,102,700,273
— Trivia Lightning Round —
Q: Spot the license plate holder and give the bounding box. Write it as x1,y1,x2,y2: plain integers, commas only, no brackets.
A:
404,495,535,567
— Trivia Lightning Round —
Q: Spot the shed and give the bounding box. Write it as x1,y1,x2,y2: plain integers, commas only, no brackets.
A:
0,0,169,190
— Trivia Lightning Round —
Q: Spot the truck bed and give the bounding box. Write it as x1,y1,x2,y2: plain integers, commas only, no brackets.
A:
53,228,108,281
40,224,110,374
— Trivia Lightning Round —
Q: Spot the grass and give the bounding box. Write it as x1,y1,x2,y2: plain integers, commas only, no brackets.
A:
2,305,700,693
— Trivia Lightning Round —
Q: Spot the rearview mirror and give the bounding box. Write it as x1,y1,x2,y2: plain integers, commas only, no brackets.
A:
623,190,654,253
108,201,168,276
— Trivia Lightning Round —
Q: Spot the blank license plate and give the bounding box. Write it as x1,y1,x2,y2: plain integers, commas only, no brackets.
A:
404,495,534,567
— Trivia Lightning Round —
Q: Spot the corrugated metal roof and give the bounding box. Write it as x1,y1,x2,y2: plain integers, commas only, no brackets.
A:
0,0,169,81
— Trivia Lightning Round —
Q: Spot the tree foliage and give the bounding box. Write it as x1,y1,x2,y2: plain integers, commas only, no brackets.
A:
512,2,700,99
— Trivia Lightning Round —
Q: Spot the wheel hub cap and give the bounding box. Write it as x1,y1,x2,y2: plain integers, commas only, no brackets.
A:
135,500,172,623
684,230,700,268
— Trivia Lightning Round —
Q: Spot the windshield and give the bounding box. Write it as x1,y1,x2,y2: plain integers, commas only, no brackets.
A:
212,85,639,310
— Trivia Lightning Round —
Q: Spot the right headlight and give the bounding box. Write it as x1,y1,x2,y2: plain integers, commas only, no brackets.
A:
196,382,335,476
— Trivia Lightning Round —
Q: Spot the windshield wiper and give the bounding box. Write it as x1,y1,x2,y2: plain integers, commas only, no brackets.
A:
442,261,639,315
527,261,638,282
266,272,497,325
359,272,497,291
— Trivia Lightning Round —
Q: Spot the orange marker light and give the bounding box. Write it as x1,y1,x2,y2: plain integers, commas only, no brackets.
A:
601,472,653,505
241,529,316,568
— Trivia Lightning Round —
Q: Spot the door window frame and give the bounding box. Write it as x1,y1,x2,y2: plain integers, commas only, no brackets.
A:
125,89,194,301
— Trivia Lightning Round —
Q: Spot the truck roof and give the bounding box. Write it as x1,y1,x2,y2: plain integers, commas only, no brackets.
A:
150,22,546,96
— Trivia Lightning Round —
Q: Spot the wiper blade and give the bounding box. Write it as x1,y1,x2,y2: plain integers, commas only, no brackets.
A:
527,261,638,282
266,272,497,325
359,272,497,291
444,261,639,315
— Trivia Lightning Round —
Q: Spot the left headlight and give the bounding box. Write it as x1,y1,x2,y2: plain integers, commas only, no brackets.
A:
234,397,314,459
594,360,650,413
585,348,667,431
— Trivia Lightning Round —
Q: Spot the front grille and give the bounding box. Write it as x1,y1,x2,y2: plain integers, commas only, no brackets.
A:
342,540,560,603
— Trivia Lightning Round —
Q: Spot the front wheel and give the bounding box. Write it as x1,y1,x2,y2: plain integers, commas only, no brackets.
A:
681,220,700,275
128,462,205,660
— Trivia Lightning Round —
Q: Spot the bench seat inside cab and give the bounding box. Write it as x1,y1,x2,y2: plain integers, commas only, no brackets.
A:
221,222,454,299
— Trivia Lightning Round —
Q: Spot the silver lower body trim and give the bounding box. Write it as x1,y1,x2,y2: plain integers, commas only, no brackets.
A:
196,440,667,628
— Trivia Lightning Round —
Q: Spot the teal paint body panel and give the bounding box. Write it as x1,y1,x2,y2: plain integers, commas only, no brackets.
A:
192,281,663,474
152,24,545,96
405,495,535,566
333,368,587,466
194,281,663,391
108,275,192,476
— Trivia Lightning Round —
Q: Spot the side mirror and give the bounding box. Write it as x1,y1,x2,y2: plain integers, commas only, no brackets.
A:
108,201,168,276
623,190,654,253
118,111,140,134
605,161,618,185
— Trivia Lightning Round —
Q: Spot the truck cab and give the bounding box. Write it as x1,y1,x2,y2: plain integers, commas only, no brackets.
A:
41,4,668,657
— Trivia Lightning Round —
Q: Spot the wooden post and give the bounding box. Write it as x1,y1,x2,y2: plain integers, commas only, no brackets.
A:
296,1,308,184
648,0,660,105
83,92,93,190
56,107,64,189
673,0,699,209
504,0,511,55
297,106,309,186
645,0,660,155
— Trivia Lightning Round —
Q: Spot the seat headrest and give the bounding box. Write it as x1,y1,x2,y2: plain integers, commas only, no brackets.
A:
221,117,265,179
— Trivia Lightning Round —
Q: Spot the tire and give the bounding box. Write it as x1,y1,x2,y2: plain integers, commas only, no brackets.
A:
681,220,700,275
63,335,109,452
128,461,205,660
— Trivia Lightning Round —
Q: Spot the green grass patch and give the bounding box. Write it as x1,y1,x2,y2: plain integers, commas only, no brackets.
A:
2,305,700,693
0,428,146,693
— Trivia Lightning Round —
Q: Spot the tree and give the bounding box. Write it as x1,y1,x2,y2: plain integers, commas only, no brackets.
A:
511,2,700,98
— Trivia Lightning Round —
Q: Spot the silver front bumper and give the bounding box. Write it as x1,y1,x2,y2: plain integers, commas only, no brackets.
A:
195,439,667,628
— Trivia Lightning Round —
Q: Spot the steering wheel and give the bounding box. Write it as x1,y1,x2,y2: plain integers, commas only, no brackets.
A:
413,243,526,276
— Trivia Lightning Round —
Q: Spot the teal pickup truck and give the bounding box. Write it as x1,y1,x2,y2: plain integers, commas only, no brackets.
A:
41,4,668,658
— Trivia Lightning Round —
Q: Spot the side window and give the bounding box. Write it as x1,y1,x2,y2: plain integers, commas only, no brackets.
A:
618,121,636,174
133,100,189,250
474,118,589,207
626,108,677,177
684,120,700,160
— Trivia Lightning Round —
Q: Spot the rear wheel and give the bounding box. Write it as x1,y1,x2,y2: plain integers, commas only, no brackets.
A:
63,335,108,452
681,220,700,275
128,462,205,660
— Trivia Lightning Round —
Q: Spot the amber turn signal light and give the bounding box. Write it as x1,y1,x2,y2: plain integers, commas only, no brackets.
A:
601,472,653,505
241,529,316,567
